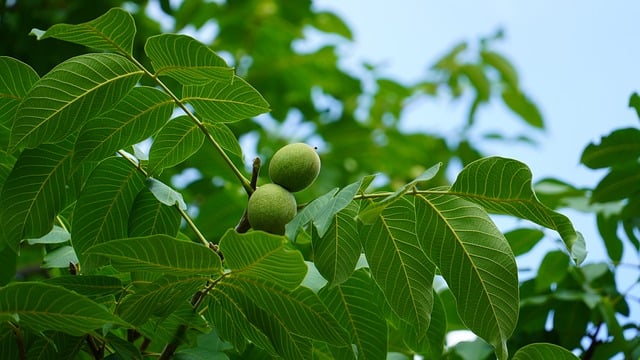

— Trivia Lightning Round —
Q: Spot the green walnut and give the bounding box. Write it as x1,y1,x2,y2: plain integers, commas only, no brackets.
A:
269,143,321,192
247,183,297,235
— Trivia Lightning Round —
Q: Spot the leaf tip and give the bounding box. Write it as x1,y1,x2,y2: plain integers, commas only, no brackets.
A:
29,28,45,39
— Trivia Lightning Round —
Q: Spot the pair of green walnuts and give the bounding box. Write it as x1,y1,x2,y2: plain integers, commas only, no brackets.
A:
247,143,321,235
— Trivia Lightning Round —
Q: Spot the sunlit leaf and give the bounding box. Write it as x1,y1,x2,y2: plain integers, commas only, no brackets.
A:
0,139,73,251
148,115,204,175
203,122,243,159
30,8,136,55
74,86,174,166
450,156,586,265
183,75,270,123
0,282,125,336
415,192,518,360
145,33,234,85
86,234,222,275
10,53,143,150
512,343,578,360
71,157,146,272
361,196,435,338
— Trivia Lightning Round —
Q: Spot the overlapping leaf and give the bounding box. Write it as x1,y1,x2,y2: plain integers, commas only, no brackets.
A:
71,157,146,272
361,196,435,337
10,53,143,150
219,230,306,289
415,192,518,360
449,156,586,264
0,57,39,132
86,235,222,275
0,282,125,336
312,201,361,285
182,75,270,123
148,115,204,175
0,139,73,251
128,186,182,237
74,86,174,166
145,33,234,85
44,275,123,298
30,8,136,55
203,122,244,159
318,268,387,360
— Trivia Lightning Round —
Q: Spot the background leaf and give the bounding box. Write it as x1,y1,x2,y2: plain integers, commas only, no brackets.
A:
145,33,234,85
580,128,640,169
148,115,205,175
512,343,578,360
10,53,142,150
30,8,136,55
0,282,125,336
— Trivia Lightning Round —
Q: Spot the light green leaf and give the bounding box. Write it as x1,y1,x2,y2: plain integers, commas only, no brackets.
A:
45,275,123,298
30,8,136,55
10,53,143,150
0,282,125,336
449,156,586,265
42,245,78,269
460,64,490,101
203,122,243,159
505,228,545,257
0,56,39,131
86,234,222,275
118,275,205,325
0,139,73,251
415,192,518,360
512,343,578,360
481,51,519,88
74,86,174,166
535,250,569,292
312,201,361,286
361,196,435,337
359,163,441,224
71,157,146,272
183,75,270,123
501,87,544,128
318,268,387,360
148,115,204,175
145,33,234,85
219,230,306,290
27,225,70,245
312,11,353,39
286,188,339,240
129,185,182,237
147,178,187,211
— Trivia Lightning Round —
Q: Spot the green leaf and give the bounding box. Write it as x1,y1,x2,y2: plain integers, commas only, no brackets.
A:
286,188,338,240
359,164,441,224
26,225,70,245
535,250,569,292
597,213,624,263
148,115,205,175
361,196,435,337
26,331,85,360
0,247,17,286
0,56,39,132
145,33,234,85
311,12,353,39
30,8,136,55
0,139,73,251
10,53,143,150
203,122,244,159
226,277,350,346
42,245,78,268
580,128,640,169
71,156,146,272
592,164,640,202
415,192,519,360
118,275,205,325
219,230,306,290
318,268,387,360
512,343,578,360
501,87,543,128
481,50,518,88
129,185,182,237
182,75,270,123
74,86,174,166
450,156,586,265
460,64,490,101
629,92,640,118
45,275,123,297
0,282,125,336
504,228,545,257
312,201,361,285
86,234,222,275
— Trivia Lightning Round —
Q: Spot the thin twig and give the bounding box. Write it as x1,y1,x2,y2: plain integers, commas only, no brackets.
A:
235,157,261,233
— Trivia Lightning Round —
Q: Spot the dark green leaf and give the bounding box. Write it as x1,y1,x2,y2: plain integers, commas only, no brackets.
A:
580,128,640,169
535,251,569,292
504,228,545,257
44,275,123,297
129,185,182,237
86,234,222,275
148,115,205,175
0,139,73,251
145,33,234,85
501,87,543,128
0,247,16,286
30,8,136,55
10,53,143,150
553,301,590,349
450,156,586,265
628,92,640,118
71,157,146,272
415,193,518,360
0,57,39,132
592,164,640,202
512,343,578,360
0,282,125,336
74,86,174,166
597,213,623,263
182,75,270,123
